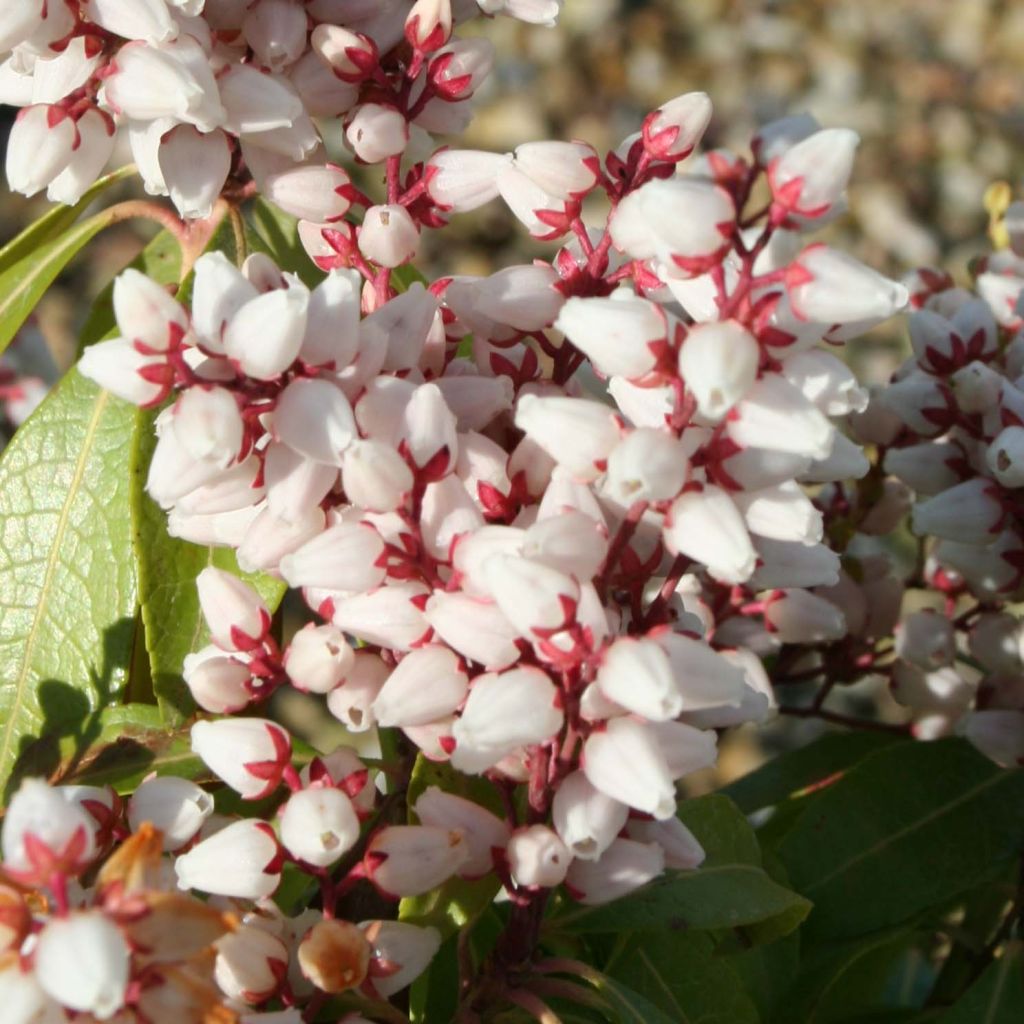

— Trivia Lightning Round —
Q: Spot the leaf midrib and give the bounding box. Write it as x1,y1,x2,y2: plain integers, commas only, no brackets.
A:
0,388,110,772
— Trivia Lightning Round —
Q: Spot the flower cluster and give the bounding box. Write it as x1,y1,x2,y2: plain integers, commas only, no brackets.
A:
0,0,561,214
75,79,912,974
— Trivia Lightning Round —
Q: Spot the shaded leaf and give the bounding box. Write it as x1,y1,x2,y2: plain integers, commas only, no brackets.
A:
936,943,1024,1024
248,198,322,287
778,739,1024,940
0,370,139,795
723,731,904,814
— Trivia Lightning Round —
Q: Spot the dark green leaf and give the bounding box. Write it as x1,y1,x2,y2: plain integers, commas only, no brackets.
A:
936,943,1024,1024
409,933,460,1024
0,166,134,275
553,795,810,938
247,199,323,287
0,369,139,796
778,739,1024,940
723,731,904,813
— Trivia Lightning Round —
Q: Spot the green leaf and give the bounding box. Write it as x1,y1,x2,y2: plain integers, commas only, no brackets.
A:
0,166,134,275
586,974,683,1024
0,369,139,795
723,731,904,814
553,795,811,938
129,414,286,723
604,932,761,1024
248,198,323,287
935,943,1024,1023
0,203,137,359
778,739,1024,940
409,933,460,1024
399,755,505,940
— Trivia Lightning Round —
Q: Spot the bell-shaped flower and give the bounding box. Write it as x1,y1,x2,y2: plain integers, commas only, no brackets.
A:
327,651,389,733
895,610,956,670
425,149,511,211
47,108,116,206
0,1,43,53
298,919,372,995
182,646,254,714
219,64,302,133
961,710,1024,768
732,481,823,545
664,484,757,584
158,124,232,221
85,0,176,43
169,386,243,468
642,90,713,161
423,592,521,671
604,428,689,505
787,244,909,323
483,553,580,637
450,667,564,773
513,140,599,200
311,24,379,82
361,921,441,999
726,373,835,460
128,776,214,852
372,646,469,729
523,511,607,582
331,582,431,652
359,204,420,267
750,537,841,590
555,292,668,380
768,128,859,217
565,837,664,905
625,817,705,870
243,0,309,70
273,377,357,465
514,394,620,482
196,566,270,651
191,718,292,800
341,439,414,512
506,825,571,888
215,923,289,1005
987,426,1024,488
285,623,355,694
35,911,130,1019
552,770,628,862
364,826,469,897
911,478,1004,546
765,588,847,644
263,443,338,522
400,382,459,476
279,522,387,593
175,820,282,899
583,717,676,820
5,105,76,198
497,162,575,240
678,320,759,422
414,787,510,878
224,284,309,380
596,637,682,721
280,787,361,867
77,338,168,407
346,103,408,163
405,0,453,51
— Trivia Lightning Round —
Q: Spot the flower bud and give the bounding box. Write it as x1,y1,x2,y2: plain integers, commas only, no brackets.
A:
596,637,680,721
35,911,130,1019
372,646,469,728
423,591,521,671
346,103,408,163
642,91,712,161
678,320,759,422
264,164,354,223
961,710,1024,767
298,919,372,994
624,817,705,870
196,567,271,651
414,787,510,878
5,105,76,198
911,478,1004,545
215,923,289,1004
224,285,309,380
565,838,664,905
523,511,607,582
128,777,214,851
513,141,599,200
0,2,43,52
428,37,496,99
987,426,1024,488
450,668,564,773
749,537,841,590
331,582,431,652
364,826,469,897
279,522,387,593
244,0,308,70
514,394,620,482
895,611,955,670
969,614,1023,675
281,788,361,867
361,921,441,998
182,646,254,713
769,128,859,217
507,825,571,888
604,428,689,505
406,0,453,51
327,651,390,733
664,484,756,584
114,267,190,354
483,554,580,637
191,719,292,800
311,24,378,82
765,589,847,644
400,382,459,475
264,444,338,523
77,338,167,407
496,163,576,240
552,771,628,862
175,820,282,900
733,481,823,545
170,386,244,467
884,441,965,495
425,149,511,212
285,623,355,694
273,377,357,466
583,718,676,820
359,204,420,267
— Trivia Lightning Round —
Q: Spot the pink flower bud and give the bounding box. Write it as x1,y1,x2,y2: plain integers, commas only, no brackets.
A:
237,505,327,575
787,244,909,324
664,484,756,584
610,178,735,277
196,566,271,651
311,24,379,82
624,817,705,870
128,776,214,851
423,592,520,670
414,787,510,878
506,825,571,888
483,554,580,638
224,285,309,380
285,623,355,694
361,921,441,998
513,140,599,200
274,378,357,466
765,588,847,644
733,481,823,545
428,37,495,99
298,919,372,995
642,91,713,161
331,582,431,652
35,911,129,1019
341,440,414,512
405,0,453,51
450,667,564,773
726,373,835,460
768,128,859,217
191,719,292,800
244,0,308,70
182,646,254,713
264,164,354,224
280,788,361,867
175,820,282,899
372,646,469,728
565,837,664,905
1,779,96,883
678,320,759,422
911,478,1004,545
346,103,408,163
364,826,469,897
400,382,459,475
48,107,116,207
359,204,420,267
158,124,232,221
555,292,667,380
583,718,676,820
425,149,512,212
215,924,289,1005
279,522,387,593
496,163,575,240
327,651,390,732
5,105,76,198
76,338,165,407
552,771,628,862
514,394,620,482
113,267,190,355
